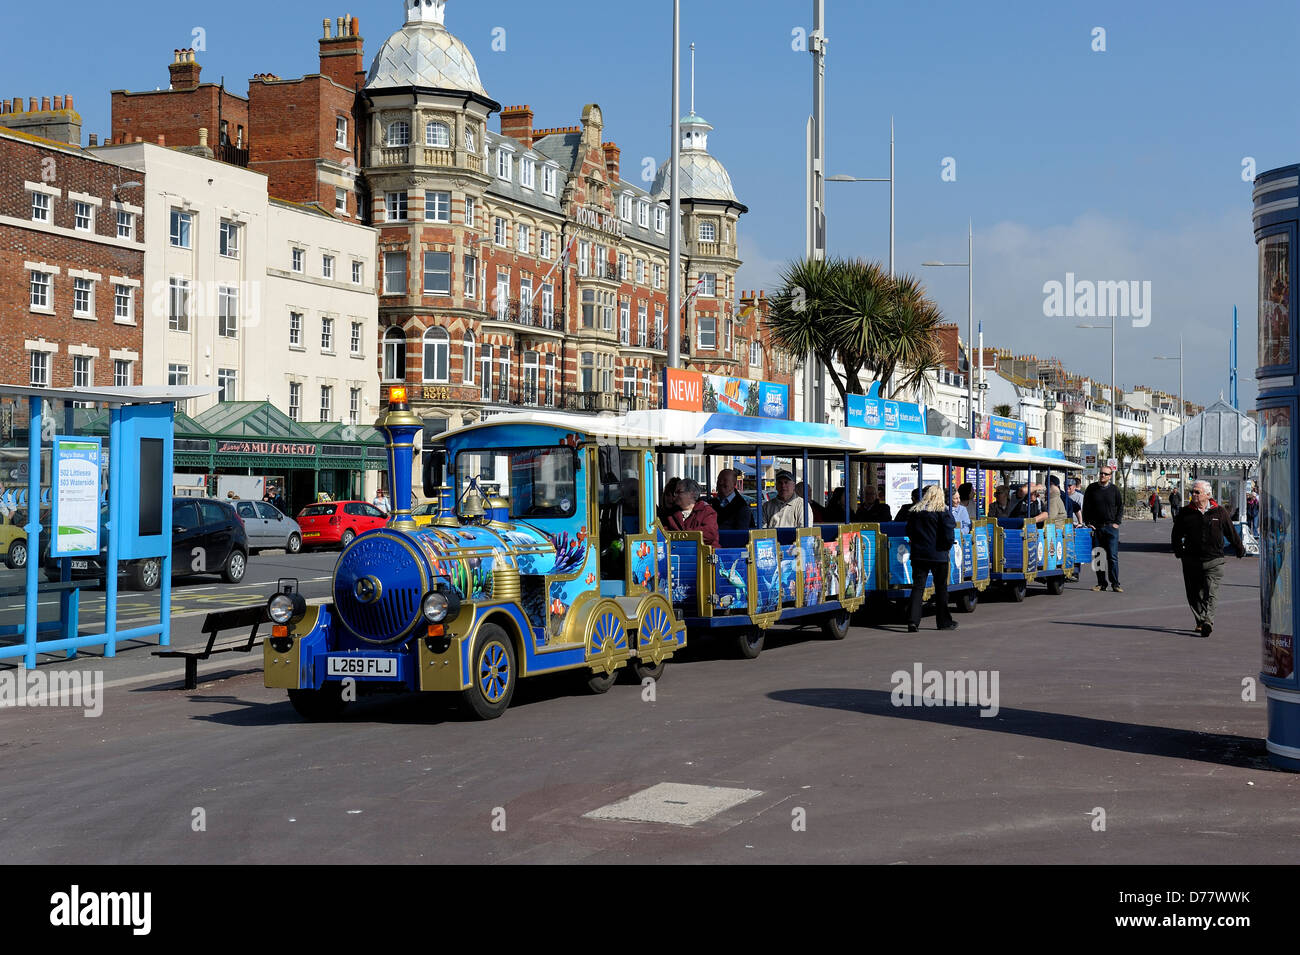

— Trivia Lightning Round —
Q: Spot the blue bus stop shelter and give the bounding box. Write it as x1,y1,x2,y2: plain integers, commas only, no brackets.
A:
0,383,207,669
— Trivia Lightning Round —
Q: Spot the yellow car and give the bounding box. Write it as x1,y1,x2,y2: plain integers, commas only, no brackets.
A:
1,510,32,569
411,501,443,527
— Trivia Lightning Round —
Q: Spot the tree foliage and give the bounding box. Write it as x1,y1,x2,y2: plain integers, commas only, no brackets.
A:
1104,433,1147,488
766,257,946,402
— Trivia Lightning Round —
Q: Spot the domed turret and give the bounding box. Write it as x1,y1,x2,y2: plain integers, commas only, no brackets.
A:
650,111,743,207
365,0,488,97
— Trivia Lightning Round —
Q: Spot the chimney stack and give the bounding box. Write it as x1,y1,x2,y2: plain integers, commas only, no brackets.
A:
169,49,202,90
88,133,98,146
4,91,82,144
602,142,621,184
500,105,534,148
319,12,365,90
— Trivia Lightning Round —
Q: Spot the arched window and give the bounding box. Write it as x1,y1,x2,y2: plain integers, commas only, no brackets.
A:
386,121,410,147
423,327,449,383
462,331,475,384
425,121,450,147
383,327,407,382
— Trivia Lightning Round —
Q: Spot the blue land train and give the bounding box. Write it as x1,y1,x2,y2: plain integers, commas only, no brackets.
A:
263,388,1086,720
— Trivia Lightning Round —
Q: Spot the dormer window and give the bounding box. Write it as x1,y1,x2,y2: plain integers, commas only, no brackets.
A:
425,121,450,147
638,201,649,228
543,165,557,196
386,121,410,147
520,158,535,190
620,195,633,222
655,206,666,233
496,148,513,181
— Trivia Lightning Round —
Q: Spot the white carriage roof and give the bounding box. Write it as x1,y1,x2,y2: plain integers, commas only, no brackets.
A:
440,409,1081,467
1144,399,1259,468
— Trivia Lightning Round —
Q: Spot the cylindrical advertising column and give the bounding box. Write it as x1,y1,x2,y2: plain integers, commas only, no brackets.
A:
1253,164,1300,770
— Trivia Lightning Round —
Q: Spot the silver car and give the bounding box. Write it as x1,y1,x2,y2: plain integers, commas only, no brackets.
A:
234,500,303,554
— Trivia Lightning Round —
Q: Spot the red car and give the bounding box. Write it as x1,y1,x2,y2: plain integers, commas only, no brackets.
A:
296,501,388,549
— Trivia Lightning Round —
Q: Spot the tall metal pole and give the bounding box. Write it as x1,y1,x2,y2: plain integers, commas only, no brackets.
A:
667,0,681,372
803,0,826,428
967,220,973,434
1110,310,1116,460
889,117,895,278
1178,332,1184,506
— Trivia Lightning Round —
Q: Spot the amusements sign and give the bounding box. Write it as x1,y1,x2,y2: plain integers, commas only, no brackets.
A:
51,436,101,558
663,368,790,419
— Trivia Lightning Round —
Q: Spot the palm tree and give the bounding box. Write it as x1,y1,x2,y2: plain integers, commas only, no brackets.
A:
767,257,944,403
993,404,1013,418
1105,433,1146,489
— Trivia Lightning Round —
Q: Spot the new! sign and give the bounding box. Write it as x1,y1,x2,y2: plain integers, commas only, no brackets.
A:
664,368,703,410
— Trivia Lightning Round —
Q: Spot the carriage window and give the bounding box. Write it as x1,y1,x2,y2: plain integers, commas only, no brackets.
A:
508,448,576,518
455,447,575,519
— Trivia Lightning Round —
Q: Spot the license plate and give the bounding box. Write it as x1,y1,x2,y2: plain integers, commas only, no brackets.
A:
327,656,396,677
304,532,320,537
71,560,89,570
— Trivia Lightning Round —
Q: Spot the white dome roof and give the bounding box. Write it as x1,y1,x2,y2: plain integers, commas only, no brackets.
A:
365,0,488,96
650,112,741,204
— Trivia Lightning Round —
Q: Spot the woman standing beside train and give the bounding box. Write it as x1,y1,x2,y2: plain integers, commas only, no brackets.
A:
905,485,959,633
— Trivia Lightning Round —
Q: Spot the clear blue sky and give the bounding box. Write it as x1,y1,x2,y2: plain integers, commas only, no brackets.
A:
12,0,1298,408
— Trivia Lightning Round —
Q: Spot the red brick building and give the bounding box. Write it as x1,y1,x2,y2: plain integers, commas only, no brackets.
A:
0,123,145,393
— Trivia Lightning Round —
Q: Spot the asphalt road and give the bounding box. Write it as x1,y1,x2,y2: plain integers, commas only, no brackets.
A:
1,519,1293,865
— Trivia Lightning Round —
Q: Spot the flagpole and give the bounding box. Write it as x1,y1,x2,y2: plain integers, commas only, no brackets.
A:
667,0,682,375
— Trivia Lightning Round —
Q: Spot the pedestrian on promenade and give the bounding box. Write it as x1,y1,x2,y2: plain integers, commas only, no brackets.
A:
905,485,958,633
1247,492,1260,536
1169,487,1182,518
1172,480,1244,637
1084,464,1124,592
372,489,390,515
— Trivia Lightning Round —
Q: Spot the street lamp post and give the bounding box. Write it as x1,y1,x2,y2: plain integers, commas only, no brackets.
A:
1154,332,1184,505
1077,311,1117,464
827,118,894,277
923,221,974,434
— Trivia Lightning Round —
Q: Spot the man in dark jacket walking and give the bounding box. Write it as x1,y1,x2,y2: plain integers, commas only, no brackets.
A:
1083,465,1124,592
1172,480,1244,637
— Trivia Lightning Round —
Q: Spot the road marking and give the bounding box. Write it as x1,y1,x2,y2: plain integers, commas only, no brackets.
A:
584,783,763,826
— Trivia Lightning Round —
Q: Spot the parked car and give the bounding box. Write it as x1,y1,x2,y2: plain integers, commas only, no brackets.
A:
0,508,41,569
296,500,388,549
412,501,442,527
234,500,302,554
44,497,249,590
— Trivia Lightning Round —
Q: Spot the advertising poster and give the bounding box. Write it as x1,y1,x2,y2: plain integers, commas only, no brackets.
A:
846,393,927,433
713,547,749,610
800,536,823,606
753,537,781,614
888,534,913,586
1259,232,1291,370
973,525,991,580
858,529,875,592
985,414,1028,445
51,436,102,558
663,367,790,419
1261,406,1294,683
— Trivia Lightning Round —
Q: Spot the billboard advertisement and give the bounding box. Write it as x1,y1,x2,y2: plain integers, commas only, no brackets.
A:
662,368,790,419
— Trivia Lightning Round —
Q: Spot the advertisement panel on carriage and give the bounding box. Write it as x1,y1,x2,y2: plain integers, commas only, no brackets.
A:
662,368,790,419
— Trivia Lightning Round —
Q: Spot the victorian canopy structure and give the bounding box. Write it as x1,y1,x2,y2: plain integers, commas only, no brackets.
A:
1143,399,1258,516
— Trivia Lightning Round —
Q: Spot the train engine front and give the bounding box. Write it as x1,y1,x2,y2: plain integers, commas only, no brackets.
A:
262,386,558,720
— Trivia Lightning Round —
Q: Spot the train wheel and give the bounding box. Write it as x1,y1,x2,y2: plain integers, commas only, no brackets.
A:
460,624,516,720
628,658,667,683
1007,582,1027,602
820,609,851,640
288,684,348,721
957,590,978,613
1045,577,1065,596
735,626,765,659
583,668,619,694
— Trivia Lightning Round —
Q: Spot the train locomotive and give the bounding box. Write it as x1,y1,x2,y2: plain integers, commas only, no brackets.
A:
263,386,684,720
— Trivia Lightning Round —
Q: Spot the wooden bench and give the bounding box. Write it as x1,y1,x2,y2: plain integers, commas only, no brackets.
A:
153,604,268,690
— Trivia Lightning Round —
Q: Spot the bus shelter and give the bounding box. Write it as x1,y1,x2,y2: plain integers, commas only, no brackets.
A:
0,384,205,669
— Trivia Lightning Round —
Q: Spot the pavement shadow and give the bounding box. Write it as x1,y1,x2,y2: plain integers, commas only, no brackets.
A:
1048,620,1201,637
769,687,1272,770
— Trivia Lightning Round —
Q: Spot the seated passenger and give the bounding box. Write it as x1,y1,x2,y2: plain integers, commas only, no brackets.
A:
948,487,972,534
658,477,681,524
988,485,1012,518
763,470,809,528
827,487,848,522
664,478,719,546
854,484,893,523
711,468,754,531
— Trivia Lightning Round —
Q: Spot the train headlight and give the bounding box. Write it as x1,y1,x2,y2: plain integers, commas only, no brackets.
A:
422,587,460,624
267,591,306,625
